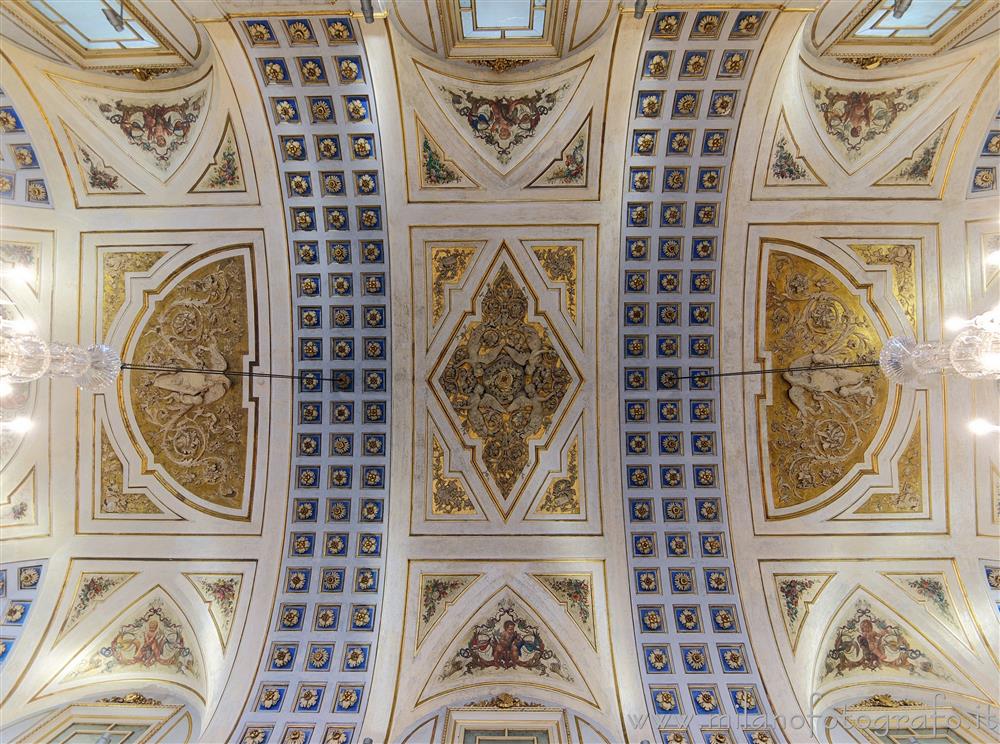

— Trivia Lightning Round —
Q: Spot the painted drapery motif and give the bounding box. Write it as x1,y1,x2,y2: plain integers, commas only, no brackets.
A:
71,597,199,679
90,92,205,171
443,84,569,165
62,73,212,181
128,255,251,514
440,598,572,681
761,251,888,511
417,63,586,175
808,82,934,162
822,599,947,680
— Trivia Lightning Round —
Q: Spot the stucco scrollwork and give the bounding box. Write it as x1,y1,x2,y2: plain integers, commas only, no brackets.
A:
762,251,888,513
127,255,251,516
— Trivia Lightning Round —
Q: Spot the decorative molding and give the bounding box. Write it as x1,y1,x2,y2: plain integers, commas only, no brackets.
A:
98,692,164,705
466,59,533,74
465,692,544,708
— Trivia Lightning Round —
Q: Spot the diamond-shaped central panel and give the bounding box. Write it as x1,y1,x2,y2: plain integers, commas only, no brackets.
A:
435,262,578,505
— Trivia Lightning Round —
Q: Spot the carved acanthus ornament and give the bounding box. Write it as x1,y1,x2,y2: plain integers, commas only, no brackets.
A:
431,436,476,515
840,56,909,70
848,694,920,709
536,438,580,514
847,243,917,333
467,58,532,74
854,420,922,514
466,692,544,708
98,692,163,705
100,427,163,515
762,251,888,510
102,250,167,336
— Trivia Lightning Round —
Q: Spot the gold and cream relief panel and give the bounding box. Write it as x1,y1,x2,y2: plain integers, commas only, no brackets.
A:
740,224,945,532
77,229,274,533
411,226,599,534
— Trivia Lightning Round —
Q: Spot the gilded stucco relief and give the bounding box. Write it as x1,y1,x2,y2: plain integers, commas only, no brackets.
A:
428,420,482,518
844,242,918,335
528,426,582,518
100,250,168,339
851,418,924,515
758,249,889,516
413,228,598,533
428,241,482,337
435,261,576,508
99,425,168,516
125,253,254,519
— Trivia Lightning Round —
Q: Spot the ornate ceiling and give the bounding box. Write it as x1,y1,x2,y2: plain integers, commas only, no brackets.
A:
0,2,997,743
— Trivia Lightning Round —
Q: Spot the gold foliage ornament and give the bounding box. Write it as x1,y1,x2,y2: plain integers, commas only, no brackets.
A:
437,265,573,501
762,251,888,510
128,255,250,513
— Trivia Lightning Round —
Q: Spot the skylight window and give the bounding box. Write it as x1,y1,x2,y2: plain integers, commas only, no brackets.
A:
28,0,161,51
853,0,974,39
458,0,549,41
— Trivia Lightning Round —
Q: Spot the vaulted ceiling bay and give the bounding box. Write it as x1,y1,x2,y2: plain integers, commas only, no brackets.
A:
0,1,997,743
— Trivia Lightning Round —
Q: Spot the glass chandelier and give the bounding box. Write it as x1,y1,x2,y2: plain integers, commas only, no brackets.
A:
879,307,1000,384
0,319,119,390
